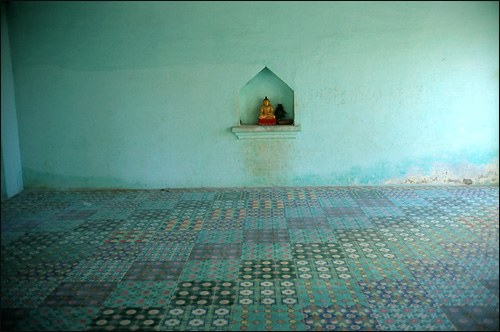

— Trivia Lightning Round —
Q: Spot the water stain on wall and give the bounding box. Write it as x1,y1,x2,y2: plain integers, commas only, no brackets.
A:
242,140,298,186
384,160,499,185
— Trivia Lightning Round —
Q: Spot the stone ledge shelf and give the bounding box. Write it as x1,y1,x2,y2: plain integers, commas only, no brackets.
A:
232,125,301,139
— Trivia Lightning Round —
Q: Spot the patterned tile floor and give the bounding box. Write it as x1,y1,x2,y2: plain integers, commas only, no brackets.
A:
1,186,499,331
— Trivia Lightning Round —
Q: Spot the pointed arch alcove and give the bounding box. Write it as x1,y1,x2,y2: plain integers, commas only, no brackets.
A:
232,67,300,139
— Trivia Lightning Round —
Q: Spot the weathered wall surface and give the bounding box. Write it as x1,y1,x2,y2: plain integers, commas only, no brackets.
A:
4,1,499,188
1,2,23,199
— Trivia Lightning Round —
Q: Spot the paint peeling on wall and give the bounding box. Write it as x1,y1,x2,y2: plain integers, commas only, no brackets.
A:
385,159,499,185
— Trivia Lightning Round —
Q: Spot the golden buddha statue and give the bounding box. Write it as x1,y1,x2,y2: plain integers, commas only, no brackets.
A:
259,97,275,120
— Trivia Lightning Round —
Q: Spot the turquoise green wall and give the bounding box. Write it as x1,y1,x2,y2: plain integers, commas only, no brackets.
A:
1,2,23,199
1,145,7,200
5,1,499,188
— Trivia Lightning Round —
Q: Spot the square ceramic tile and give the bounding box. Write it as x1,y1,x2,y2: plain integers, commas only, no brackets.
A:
302,304,381,330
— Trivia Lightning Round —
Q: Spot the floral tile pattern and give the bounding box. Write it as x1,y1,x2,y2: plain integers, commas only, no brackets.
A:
1,186,499,331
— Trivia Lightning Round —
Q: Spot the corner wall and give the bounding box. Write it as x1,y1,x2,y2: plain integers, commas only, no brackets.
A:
1,2,23,199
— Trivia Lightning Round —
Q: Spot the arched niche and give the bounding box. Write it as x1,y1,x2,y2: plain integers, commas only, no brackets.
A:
239,67,294,125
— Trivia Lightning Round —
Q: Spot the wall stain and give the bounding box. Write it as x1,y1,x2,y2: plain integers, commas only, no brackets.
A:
242,140,297,186
384,160,499,185
315,83,423,108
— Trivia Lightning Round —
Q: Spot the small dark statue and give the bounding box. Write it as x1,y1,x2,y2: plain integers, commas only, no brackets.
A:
274,104,287,122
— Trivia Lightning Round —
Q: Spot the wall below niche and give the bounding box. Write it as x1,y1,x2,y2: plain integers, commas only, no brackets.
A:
239,67,294,125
